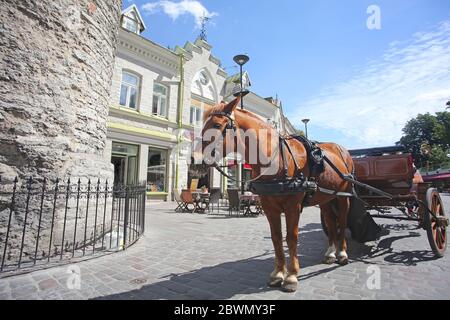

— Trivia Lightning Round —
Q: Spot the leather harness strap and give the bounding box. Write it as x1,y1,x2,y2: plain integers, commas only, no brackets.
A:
279,137,289,177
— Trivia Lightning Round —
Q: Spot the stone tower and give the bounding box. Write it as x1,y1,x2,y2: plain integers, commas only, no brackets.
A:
0,0,122,182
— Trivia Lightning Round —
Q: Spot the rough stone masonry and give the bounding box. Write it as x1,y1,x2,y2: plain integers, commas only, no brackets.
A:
0,0,121,182
0,0,122,268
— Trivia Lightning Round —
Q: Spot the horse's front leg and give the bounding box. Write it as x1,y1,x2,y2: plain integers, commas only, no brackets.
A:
264,206,286,287
282,203,301,292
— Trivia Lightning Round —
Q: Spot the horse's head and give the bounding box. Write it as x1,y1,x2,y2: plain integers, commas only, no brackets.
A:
197,95,242,166
197,92,280,177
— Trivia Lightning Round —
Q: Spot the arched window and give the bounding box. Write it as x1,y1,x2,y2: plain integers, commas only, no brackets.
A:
191,69,216,102
119,71,140,109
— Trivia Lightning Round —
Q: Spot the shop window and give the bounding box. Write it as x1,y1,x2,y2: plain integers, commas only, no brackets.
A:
147,148,167,192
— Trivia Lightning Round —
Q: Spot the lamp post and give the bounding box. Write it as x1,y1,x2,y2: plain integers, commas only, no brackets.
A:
302,118,310,139
233,54,249,194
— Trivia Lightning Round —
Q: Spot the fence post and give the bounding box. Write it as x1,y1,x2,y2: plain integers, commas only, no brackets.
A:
123,186,129,250
141,185,146,235
18,177,33,268
1,177,18,272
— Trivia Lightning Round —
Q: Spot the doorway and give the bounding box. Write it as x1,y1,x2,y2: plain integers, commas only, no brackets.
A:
111,142,139,185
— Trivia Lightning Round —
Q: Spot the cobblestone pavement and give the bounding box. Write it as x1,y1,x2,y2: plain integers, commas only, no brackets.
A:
0,195,449,300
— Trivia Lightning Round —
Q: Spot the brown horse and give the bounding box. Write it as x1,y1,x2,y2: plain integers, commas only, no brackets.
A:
200,95,355,292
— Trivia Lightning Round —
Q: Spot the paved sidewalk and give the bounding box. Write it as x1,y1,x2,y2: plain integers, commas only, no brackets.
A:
0,196,449,300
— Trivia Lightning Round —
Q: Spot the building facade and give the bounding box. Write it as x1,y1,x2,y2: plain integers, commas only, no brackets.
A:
107,5,295,200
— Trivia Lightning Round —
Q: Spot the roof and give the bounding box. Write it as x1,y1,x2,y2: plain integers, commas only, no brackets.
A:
226,71,250,85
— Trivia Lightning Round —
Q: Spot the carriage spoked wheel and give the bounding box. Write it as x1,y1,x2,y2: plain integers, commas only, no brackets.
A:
424,188,448,258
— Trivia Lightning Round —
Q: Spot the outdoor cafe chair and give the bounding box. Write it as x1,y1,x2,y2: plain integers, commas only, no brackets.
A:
180,189,196,213
173,189,186,212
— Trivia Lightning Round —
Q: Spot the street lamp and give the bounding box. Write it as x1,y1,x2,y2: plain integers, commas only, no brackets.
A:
233,54,249,110
233,54,250,194
302,118,310,139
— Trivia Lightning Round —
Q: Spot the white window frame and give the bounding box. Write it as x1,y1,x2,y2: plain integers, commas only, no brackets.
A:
122,13,139,34
152,83,169,118
190,105,202,126
119,71,140,109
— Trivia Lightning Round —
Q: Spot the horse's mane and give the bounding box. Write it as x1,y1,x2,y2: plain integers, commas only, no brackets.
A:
236,109,275,131
203,101,277,132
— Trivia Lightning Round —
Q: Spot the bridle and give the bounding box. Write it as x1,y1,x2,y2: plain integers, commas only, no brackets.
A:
209,111,236,133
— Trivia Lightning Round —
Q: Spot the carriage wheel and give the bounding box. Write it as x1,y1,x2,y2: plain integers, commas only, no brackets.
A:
424,188,447,258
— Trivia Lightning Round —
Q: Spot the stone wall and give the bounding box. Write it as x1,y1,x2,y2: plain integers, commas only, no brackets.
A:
0,0,121,182
0,0,122,268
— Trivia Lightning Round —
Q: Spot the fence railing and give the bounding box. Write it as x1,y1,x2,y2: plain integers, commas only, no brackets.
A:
0,177,146,274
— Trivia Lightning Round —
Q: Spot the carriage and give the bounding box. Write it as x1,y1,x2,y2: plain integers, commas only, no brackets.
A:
321,145,448,258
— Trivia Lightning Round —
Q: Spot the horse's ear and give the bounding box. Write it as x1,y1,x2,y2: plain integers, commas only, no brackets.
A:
222,95,241,114
202,104,215,121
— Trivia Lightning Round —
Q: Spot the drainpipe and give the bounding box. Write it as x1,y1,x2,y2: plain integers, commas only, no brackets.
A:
175,53,185,190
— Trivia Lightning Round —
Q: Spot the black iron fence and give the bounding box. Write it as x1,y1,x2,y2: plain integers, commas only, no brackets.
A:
0,177,146,274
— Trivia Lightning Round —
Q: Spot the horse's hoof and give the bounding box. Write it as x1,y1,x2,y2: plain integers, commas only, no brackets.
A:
267,278,283,287
323,256,337,264
281,281,298,292
338,257,349,265
268,269,285,287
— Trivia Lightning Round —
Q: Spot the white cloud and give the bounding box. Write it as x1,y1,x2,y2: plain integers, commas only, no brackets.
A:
141,0,218,28
291,20,450,148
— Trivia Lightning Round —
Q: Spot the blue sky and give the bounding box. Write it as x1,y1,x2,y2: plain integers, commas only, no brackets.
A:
125,0,450,149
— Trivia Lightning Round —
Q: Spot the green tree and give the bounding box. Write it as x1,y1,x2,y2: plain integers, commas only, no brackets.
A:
399,111,450,168
435,111,450,149
429,145,448,167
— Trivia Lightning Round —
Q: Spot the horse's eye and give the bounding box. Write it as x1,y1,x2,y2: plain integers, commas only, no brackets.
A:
213,123,222,129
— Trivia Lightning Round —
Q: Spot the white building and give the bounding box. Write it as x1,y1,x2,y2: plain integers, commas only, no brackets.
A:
107,5,295,200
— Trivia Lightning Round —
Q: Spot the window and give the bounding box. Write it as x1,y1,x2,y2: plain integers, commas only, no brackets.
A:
122,12,139,33
199,71,209,85
119,71,139,109
191,70,216,101
190,106,202,126
152,83,168,117
147,148,167,192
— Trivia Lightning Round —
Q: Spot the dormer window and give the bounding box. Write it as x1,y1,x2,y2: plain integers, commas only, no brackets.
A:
121,4,146,35
122,13,138,33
